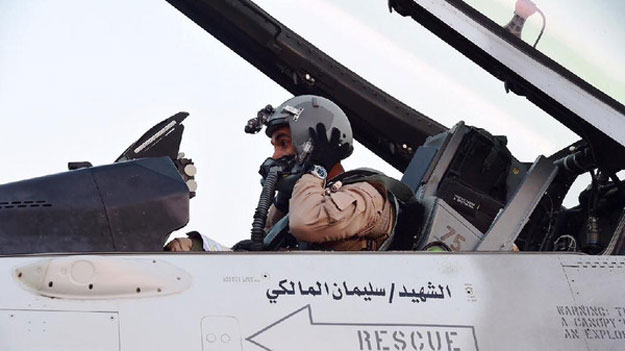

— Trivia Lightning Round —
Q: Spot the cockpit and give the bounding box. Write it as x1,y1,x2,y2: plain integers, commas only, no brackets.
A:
1,0,624,255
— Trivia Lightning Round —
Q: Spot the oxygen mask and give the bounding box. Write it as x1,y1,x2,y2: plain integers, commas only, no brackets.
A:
258,156,296,182
250,155,302,251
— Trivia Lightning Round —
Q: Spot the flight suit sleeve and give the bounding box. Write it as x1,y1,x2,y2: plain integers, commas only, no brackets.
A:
288,174,392,244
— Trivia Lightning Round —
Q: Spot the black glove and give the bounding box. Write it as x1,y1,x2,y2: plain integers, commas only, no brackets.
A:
308,123,352,171
231,239,255,251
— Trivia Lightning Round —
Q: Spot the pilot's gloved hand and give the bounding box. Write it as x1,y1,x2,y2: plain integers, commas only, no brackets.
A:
231,239,255,251
165,238,193,251
308,123,352,171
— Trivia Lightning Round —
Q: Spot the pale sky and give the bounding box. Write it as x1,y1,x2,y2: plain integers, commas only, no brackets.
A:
1,0,607,247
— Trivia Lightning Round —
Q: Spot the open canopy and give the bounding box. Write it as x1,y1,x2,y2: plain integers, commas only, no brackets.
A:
165,0,447,171
389,0,625,170
166,0,625,172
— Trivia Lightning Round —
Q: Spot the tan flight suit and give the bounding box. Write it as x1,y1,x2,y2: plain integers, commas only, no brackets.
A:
185,172,394,252
284,173,395,251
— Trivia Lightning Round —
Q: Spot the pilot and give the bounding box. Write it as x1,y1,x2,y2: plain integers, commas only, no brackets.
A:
258,95,397,250
166,95,420,251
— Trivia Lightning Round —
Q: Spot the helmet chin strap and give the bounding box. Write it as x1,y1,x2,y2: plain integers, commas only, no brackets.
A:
328,162,345,180
296,139,314,164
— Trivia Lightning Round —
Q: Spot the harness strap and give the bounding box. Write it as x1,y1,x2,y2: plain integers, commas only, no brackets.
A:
331,169,424,250
331,169,418,204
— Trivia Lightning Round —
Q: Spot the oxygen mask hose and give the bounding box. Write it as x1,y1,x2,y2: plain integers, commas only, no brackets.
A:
250,166,280,251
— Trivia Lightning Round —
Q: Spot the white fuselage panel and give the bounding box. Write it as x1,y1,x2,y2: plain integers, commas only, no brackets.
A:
0,252,623,351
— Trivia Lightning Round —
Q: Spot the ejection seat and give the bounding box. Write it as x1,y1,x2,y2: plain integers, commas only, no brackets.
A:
400,121,558,252
264,121,559,252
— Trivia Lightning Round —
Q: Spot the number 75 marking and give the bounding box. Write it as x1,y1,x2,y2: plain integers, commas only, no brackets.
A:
440,226,466,251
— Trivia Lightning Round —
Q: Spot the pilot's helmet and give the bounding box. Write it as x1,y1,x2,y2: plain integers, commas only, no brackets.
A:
265,95,354,161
